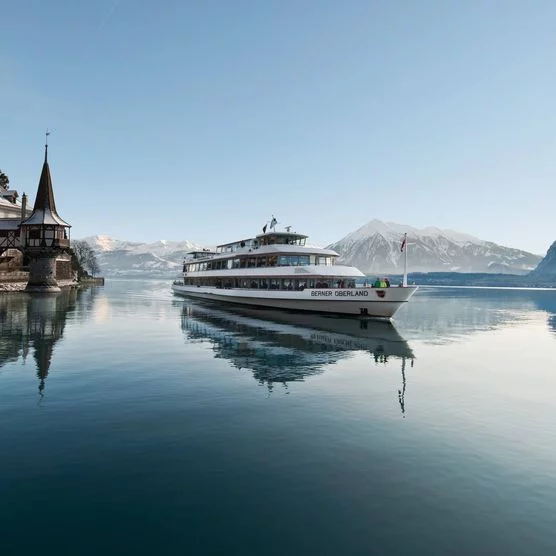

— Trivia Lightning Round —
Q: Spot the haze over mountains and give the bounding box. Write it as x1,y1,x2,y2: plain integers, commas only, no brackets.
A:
82,220,547,278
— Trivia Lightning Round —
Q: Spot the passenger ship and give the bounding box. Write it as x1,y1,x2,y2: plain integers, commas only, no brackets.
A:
171,225,417,319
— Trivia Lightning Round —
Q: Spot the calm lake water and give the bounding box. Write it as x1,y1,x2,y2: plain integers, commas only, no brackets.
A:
1,281,555,555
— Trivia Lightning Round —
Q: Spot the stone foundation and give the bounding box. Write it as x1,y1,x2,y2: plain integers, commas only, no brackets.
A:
26,254,60,293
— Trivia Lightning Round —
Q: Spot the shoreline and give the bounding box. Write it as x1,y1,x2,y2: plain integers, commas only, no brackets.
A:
0,279,86,293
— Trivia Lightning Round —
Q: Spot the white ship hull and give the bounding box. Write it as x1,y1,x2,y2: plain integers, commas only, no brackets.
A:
172,284,417,319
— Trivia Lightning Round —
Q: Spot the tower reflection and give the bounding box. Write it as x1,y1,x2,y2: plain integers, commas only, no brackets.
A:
180,301,415,410
0,287,99,395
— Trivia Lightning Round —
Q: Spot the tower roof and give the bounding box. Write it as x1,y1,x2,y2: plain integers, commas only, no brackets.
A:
22,144,70,227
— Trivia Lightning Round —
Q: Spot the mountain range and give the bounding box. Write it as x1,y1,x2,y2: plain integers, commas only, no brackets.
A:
81,236,201,277
327,220,542,274
81,221,548,278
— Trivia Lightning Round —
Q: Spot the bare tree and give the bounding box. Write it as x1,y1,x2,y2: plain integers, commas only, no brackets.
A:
89,257,100,277
71,240,100,278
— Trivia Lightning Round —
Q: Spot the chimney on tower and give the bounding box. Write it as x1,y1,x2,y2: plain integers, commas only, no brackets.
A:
20,192,27,222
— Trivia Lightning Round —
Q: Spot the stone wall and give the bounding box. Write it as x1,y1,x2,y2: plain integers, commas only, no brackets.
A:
56,258,72,280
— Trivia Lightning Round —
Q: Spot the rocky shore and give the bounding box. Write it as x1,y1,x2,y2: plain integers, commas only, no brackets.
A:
0,279,80,293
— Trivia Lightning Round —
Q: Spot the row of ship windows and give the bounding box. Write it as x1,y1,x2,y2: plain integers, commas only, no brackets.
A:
183,277,356,290
185,255,335,272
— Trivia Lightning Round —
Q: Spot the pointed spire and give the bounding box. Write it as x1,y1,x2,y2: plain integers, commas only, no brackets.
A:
22,135,70,227
33,150,58,214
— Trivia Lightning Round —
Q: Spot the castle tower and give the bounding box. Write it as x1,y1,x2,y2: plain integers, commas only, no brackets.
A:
20,142,71,292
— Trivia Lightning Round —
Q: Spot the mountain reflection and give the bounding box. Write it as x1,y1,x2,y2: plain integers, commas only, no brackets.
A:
532,291,556,334
395,287,556,342
180,302,414,403
0,287,99,395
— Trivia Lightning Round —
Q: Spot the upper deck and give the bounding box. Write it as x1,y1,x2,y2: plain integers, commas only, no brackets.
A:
184,249,217,261
216,231,308,254
184,230,337,268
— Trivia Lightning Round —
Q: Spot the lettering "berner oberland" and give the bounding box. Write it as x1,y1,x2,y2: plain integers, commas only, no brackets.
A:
310,290,370,297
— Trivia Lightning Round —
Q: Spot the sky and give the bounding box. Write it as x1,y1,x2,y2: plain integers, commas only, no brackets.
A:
1,0,555,254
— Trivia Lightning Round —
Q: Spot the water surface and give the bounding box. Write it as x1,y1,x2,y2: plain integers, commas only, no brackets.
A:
1,282,555,555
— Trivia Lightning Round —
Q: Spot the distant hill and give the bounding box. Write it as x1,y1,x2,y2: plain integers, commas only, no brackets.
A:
392,272,556,288
327,219,541,274
530,241,556,278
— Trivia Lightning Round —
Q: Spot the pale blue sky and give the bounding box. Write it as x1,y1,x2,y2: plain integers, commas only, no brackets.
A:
1,0,554,254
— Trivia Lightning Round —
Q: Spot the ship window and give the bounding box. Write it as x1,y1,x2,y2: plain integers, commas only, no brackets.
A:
296,280,307,290
282,279,293,290
278,256,288,266
240,258,247,268
256,256,266,267
227,259,233,269
268,256,277,267
270,279,280,290
298,256,310,266
232,258,240,269
247,257,256,268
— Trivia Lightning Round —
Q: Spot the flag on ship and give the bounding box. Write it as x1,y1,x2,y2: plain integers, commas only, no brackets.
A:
262,224,267,233
270,216,277,230
401,235,407,252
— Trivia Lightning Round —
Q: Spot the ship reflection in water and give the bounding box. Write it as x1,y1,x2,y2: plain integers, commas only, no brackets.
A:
180,301,414,411
0,287,98,396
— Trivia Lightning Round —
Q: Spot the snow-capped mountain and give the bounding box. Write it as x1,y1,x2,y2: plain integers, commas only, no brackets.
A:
81,223,543,278
530,241,556,277
327,220,542,274
81,235,202,277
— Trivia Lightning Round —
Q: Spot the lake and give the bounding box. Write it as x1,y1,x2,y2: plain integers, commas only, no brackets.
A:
1,281,555,555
